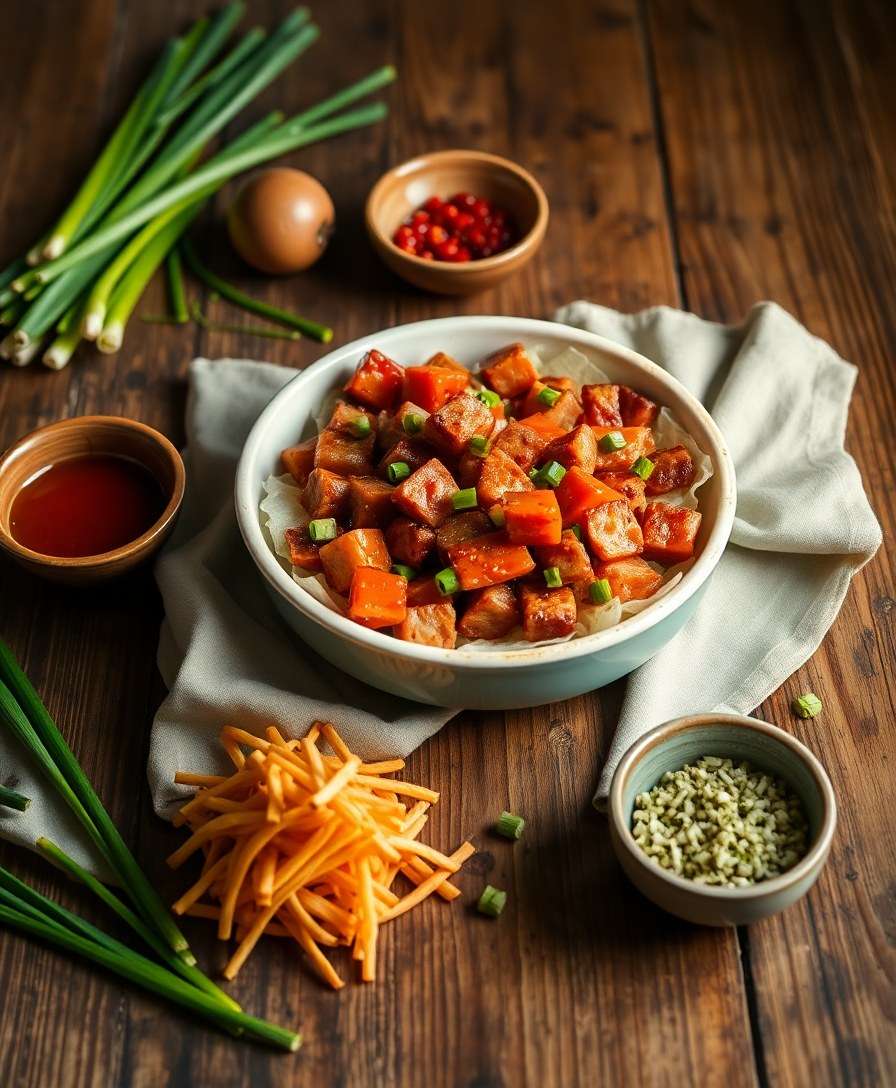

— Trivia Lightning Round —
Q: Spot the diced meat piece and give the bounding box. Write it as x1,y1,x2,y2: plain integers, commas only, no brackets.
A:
403,365,469,413
583,499,644,561
477,447,533,508
594,556,663,603
284,526,327,572
641,502,702,564
426,351,467,372
348,476,396,529
302,468,350,519
424,393,494,457
435,511,491,564
457,585,519,640
377,400,429,450
581,384,623,427
392,458,458,528
319,528,390,596
446,531,535,590
455,449,484,487
314,428,375,476
480,342,539,398
533,530,593,584
281,438,317,486
327,400,376,436
645,445,696,495
555,466,625,528
493,419,548,472
406,575,444,606
541,424,599,474
520,386,582,430
591,426,655,472
348,568,407,629
618,385,659,427
393,601,457,648
502,490,563,547
540,374,580,398
344,349,405,410
597,472,648,517
385,517,436,569
377,437,435,479
519,583,577,641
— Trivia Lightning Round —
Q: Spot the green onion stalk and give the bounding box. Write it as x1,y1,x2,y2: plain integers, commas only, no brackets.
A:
0,785,30,812
165,250,189,323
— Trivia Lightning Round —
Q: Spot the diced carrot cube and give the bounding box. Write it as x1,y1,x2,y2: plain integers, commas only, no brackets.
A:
593,556,663,603
446,531,535,590
520,387,582,430
554,466,624,527
477,447,533,508
517,413,566,442
348,568,407,629
426,351,467,372
641,502,702,564
403,365,470,413
502,490,563,547
435,511,491,565
583,499,644,561
319,528,390,596
344,349,405,410
480,342,539,398
645,445,696,495
591,426,655,471
618,385,658,427
281,438,317,486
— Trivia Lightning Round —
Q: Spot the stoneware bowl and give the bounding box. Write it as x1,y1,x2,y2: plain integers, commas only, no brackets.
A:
235,316,737,708
608,713,837,926
365,150,548,295
0,415,185,585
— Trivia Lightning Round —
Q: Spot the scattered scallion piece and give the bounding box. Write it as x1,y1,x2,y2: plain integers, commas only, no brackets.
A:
631,456,655,481
468,434,489,457
537,386,560,407
534,461,566,488
543,567,562,588
435,568,459,596
528,467,539,481
599,431,627,452
0,785,30,812
451,487,478,511
477,885,507,918
495,811,525,840
402,412,423,435
390,564,416,581
349,414,372,439
792,693,822,719
387,461,410,484
488,505,506,528
475,388,500,409
570,524,583,541
308,518,338,544
589,579,613,604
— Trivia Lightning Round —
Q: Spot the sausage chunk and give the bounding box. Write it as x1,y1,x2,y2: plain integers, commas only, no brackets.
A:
583,499,644,561
581,384,624,427
480,342,539,398
457,585,519,640
476,447,534,508
541,424,599,473
347,476,396,529
492,419,548,472
392,458,458,528
519,583,577,641
394,602,457,648
314,428,375,476
424,393,495,457
385,517,436,569
644,445,696,495
302,468,350,519
319,528,390,596
640,502,702,564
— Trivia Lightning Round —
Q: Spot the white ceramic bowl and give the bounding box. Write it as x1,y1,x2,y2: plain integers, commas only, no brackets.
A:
235,317,736,708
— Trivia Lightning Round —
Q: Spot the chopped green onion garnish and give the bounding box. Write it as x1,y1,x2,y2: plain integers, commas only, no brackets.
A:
403,412,423,435
495,811,525,840
308,518,338,544
537,386,561,407
599,431,627,452
435,567,460,596
589,578,613,604
391,563,416,581
570,524,583,541
451,487,478,511
477,885,507,918
468,434,489,457
528,467,540,481
543,566,562,588
387,461,411,484
475,388,500,409
350,415,372,439
488,505,506,528
631,456,655,481
792,693,822,719
539,461,566,488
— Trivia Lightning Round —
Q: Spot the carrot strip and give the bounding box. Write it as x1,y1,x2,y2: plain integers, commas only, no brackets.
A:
167,811,268,869
388,837,463,872
171,855,231,915
400,858,461,901
174,772,227,787
310,756,361,808
381,843,476,921
319,722,352,761
354,775,439,803
278,909,345,989
222,738,246,770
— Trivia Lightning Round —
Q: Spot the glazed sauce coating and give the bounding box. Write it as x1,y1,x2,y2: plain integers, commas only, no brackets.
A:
10,454,166,558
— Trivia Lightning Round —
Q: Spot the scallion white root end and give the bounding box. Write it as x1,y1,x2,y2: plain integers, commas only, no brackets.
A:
82,310,105,341
11,340,41,367
97,322,123,354
41,235,66,261
43,344,74,370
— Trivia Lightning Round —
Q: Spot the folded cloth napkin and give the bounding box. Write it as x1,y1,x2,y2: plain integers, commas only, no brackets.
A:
554,301,882,806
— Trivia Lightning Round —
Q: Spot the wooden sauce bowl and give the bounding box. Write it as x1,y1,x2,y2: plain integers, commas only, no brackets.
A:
365,150,548,295
0,416,185,584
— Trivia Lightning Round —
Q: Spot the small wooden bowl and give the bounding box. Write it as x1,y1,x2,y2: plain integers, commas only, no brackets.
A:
0,416,185,585
365,150,548,295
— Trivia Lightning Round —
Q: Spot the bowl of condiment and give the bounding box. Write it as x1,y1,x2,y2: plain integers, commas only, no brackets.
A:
365,150,548,295
0,416,185,584
608,713,837,926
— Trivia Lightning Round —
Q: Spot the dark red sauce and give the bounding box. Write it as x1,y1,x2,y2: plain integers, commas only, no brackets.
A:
10,454,166,558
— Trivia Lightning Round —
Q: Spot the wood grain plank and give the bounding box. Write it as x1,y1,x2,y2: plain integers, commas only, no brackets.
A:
647,2,896,1085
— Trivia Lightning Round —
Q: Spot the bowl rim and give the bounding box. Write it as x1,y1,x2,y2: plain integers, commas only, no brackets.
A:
365,149,549,274
608,712,838,899
0,414,185,569
235,315,737,670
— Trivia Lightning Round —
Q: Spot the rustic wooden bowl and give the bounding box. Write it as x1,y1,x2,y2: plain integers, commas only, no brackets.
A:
365,150,549,295
0,416,185,585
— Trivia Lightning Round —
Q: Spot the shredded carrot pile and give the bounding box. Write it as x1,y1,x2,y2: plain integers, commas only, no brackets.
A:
168,721,474,987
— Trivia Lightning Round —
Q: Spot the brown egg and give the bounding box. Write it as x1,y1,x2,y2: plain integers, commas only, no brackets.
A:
227,168,335,275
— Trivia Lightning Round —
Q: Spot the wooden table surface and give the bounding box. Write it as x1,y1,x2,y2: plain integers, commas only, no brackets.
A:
1,1,893,1085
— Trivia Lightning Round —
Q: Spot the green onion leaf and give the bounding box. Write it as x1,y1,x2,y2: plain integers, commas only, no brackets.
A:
387,461,411,484
543,566,562,588
792,693,822,719
390,564,416,581
0,785,30,812
468,435,489,457
599,431,627,452
540,461,566,488
631,456,655,481
435,568,459,596
477,884,507,918
495,811,525,840
589,579,613,604
537,386,561,407
350,414,372,439
308,518,338,544
451,488,478,511
570,524,583,541
488,505,506,528
475,388,501,409
402,412,423,435
528,467,540,481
